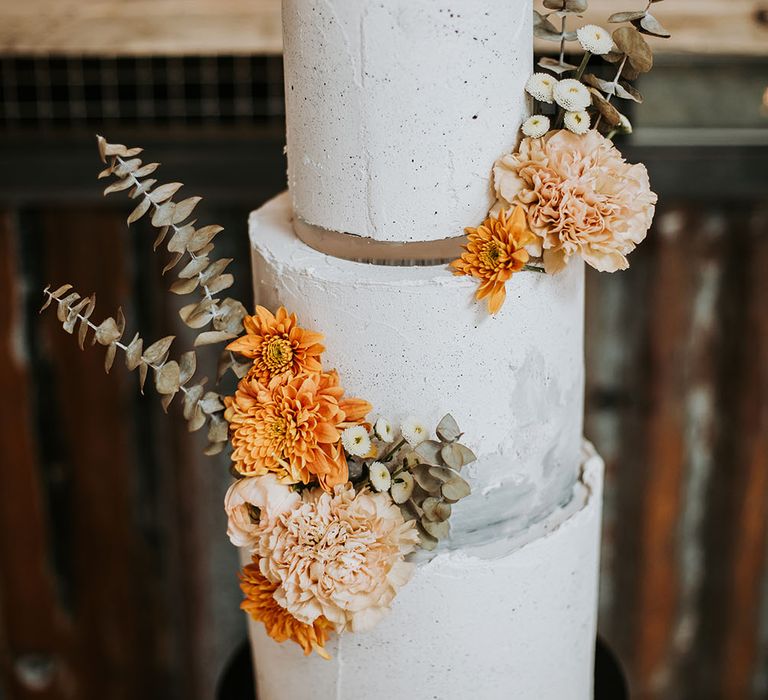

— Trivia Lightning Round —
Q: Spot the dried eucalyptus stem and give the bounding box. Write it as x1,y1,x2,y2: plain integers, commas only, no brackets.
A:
95,136,250,382
41,284,229,455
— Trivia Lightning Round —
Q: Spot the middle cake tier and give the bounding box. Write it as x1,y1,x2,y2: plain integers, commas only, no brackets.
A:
250,193,585,541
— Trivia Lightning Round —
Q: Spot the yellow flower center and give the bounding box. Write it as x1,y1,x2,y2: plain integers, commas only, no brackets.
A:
479,241,503,269
268,417,288,442
262,337,294,373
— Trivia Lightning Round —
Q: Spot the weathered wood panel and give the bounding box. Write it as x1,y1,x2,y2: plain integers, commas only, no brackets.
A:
1,0,766,56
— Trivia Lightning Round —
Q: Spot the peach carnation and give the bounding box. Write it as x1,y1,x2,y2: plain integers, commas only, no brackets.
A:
450,206,537,313
240,560,333,658
224,371,371,490
255,484,420,633
225,474,300,549
227,306,325,384
492,129,657,274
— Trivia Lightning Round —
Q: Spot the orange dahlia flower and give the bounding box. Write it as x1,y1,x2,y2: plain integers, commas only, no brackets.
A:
450,206,537,314
227,306,325,384
240,560,333,658
224,371,371,491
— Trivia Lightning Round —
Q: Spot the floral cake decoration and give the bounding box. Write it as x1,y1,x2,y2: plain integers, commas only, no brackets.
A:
451,0,668,313
39,0,668,660
41,139,475,658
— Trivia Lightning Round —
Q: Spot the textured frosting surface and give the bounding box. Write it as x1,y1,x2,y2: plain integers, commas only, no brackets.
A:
250,194,585,540
245,445,603,700
282,0,532,242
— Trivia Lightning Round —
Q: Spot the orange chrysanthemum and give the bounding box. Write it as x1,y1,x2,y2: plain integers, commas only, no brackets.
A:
224,370,371,491
240,560,333,658
450,206,537,314
227,306,325,384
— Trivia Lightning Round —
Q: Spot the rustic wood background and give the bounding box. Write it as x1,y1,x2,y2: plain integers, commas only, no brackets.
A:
1,0,767,56
0,41,767,700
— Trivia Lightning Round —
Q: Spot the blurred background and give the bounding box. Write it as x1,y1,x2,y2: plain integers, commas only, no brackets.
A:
0,1,766,698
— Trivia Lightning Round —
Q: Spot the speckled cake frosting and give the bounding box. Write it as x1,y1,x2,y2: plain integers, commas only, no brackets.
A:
282,0,532,242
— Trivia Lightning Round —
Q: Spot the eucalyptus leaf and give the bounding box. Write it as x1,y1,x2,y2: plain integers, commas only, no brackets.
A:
177,256,210,279
104,178,134,195
95,317,121,346
125,333,144,370
412,465,443,493
104,343,117,373
172,197,202,224
194,330,237,347
155,361,180,395
414,440,443,466
421,519,449,540
538,56,578,74
153,226,170,251
127,197,151,225
178,351,197,385
166,223,196,254
151,201,176,227
207,415,229,444
138,362,149,394
442,476,471,502
205,273,234,295
416,524,439,551
183,384,205,420
634,13,671,38
132,162,159,178
170,277,200,295
112,158,142,178
162,252,184,275
142,335,175,364
436,414,461,442
199,258,233,285
187,225,224,253
200,391,224,414
612,26,653,73
608,10,646,23
149,182,183,204
188,405,206,432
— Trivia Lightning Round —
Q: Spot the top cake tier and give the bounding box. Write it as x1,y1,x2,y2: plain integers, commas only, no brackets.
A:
282,0,533,243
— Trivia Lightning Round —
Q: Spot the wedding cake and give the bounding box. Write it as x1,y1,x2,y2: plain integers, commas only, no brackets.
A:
46,1,660,697
245,0,603,697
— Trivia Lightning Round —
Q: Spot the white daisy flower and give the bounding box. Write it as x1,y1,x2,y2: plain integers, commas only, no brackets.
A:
576,25,614,56
564,110,591,135
375,417,394,443
401,417,428,446
341,425,372,458
553,79,592,112
368,462,392,492
524,73,556,104
521,115,551,139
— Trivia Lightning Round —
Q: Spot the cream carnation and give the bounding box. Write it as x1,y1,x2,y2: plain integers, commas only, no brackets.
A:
524,73,556,104
374,417,394,443
553,79,591,112
401,417,428,446
225,474,300,549
521,115,551,139
341,425,372,457
368,462,392,492
564,110,591,135
576,24,614,55
255,484,419,632
492,130,657,273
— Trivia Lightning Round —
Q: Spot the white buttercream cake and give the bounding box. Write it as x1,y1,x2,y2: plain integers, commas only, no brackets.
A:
244,0,602,697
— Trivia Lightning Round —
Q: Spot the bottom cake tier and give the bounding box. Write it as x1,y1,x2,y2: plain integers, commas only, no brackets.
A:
242,441,603,700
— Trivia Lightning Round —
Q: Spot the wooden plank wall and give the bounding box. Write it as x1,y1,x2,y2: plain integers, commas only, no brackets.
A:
1,0,767,56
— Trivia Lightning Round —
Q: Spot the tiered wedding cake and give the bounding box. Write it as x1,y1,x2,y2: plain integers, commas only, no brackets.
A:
245,0,603,697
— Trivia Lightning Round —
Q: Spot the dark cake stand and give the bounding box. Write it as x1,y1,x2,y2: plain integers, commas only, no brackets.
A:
217,636,628,699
